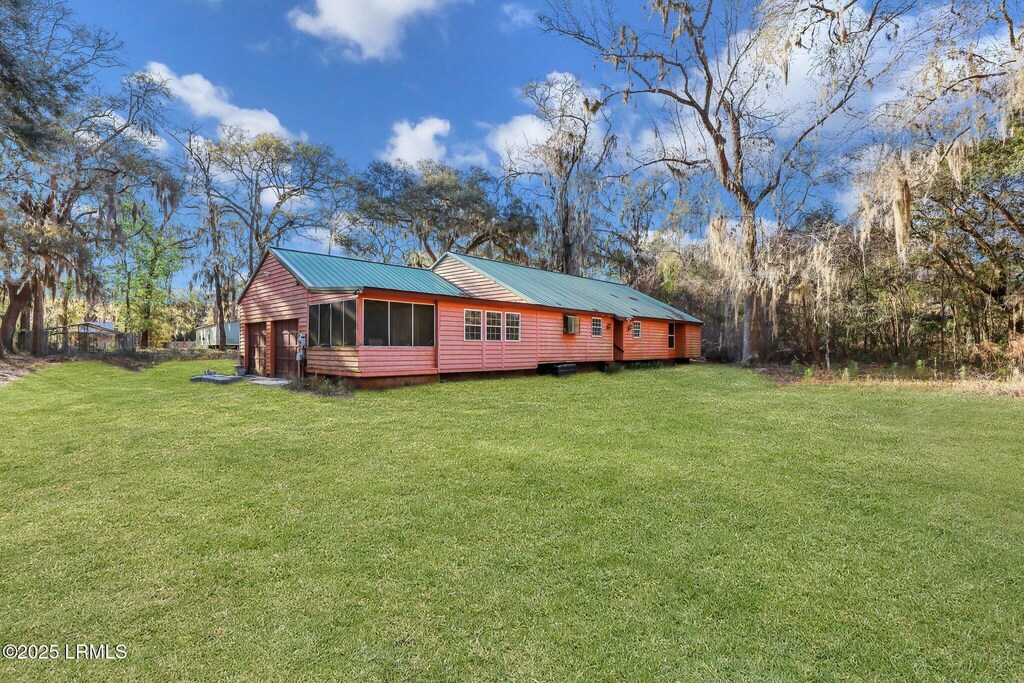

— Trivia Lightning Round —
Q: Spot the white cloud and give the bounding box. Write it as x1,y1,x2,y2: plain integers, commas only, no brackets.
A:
381,117,451,164
260,186,315,211
484,113,549,162
110,112,170,153
500,3,536,32
482,72,602,166
147,62,295,139
449,143,490,167
288,0,463,61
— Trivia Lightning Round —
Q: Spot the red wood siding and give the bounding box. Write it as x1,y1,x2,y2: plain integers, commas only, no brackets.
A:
621,319,676,361
437,303,613,372
239,254,311,375
618,319,702,361
535,311,613,363
683,323,702,358
437,301,538,372
306,291,360,377
240,258,701,379
240,256,364,377
360,346,437,376
432,257,526,303
358,291,439,377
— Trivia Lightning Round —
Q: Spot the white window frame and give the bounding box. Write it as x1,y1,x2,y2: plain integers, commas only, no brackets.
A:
632,320,642,338
485,311,502,342
464,309,483,342
504,312,521,342
591,317,603,337
668,323,676,349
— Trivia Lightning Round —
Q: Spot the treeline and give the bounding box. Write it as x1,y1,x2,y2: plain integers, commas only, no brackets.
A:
1,0,1022,373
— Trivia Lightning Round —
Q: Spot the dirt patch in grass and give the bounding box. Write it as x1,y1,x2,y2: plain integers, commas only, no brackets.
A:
760,362,1024,398
1,349,240,385
0,355,68,387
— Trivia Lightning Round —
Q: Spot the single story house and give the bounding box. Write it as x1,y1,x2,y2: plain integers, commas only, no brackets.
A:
238,247,702,386
195,320,240,348
44,321,119,352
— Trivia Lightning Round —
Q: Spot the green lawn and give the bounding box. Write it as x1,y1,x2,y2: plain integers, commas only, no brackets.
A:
1,361,1022,681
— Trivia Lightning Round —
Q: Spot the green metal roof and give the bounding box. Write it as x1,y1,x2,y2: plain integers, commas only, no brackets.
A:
436,253,702,323
268,247,466,297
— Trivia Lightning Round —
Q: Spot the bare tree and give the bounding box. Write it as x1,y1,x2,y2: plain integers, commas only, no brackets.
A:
501,72,616,275
175,131,239,351
0,0,121,155
210,127,347,274
344,160,538,265
596,172,683,292
543,0,916,361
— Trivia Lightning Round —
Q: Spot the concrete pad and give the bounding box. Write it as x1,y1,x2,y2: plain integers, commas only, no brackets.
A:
190,372,291,387
190,373,246,384
248,376,291,387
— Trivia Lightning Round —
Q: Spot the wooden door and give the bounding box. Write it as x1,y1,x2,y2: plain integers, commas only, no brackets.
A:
274,319,300,378
247,323,267,376
613,319,625,361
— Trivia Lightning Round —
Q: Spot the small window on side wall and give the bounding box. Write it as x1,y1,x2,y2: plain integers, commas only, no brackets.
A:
632,320,642,338
591,317,602,336
504,312,521,341
486,312,502,341
668,323,676,349
563,314,579,335
464,309,482,341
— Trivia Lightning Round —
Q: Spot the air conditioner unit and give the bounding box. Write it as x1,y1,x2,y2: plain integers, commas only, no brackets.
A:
563,314,579,334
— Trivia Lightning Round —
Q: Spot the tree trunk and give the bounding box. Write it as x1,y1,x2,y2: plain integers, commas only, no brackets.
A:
739,204,760,364
214,269,227,352
31,283,45,355
556,184,577,276
0,280,33,355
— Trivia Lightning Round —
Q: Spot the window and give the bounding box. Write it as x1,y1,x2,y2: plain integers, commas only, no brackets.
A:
591,317,603,337
413,304,435,347
486,312,502,341
363,300,389,346
668,323,676,349
331,301,344,347
390,302,413,346
308,304,320,347
464,309,482,341
632,320,642,338
363,300,435,347
504,312,521,342
563,314,579,335
307,300,357,347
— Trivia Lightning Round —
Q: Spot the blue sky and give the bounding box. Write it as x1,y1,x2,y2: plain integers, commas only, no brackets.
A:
76,0,601,169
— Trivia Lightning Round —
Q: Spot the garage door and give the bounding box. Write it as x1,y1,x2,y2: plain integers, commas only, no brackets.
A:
274,319,300,378
247,323,267,376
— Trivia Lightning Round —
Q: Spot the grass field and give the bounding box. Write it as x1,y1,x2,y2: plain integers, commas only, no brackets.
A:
1,360,1022,681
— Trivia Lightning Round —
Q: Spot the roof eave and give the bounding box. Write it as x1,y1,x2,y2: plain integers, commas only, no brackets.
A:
306,286,363,294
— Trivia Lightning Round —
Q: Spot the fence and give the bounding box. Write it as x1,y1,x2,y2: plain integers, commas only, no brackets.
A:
31,328,138,355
